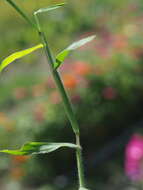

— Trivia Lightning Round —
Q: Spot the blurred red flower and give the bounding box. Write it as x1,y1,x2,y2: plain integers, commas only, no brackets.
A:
12,155,30,164
102,87,117,100
73,61,91,76
63,74,78,89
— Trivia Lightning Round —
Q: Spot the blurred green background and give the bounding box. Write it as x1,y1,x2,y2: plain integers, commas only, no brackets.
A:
1,0,143,189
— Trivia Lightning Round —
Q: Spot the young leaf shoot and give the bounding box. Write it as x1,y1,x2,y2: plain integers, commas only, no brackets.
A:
54,35,96,69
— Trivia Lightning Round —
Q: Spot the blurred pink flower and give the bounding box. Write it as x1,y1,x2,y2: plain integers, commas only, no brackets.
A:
125,134,143,181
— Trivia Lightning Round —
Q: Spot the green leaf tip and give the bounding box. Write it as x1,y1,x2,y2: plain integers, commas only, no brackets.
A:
0,44,44,72
54,35,96,69
34,2,66,15
0,142,79,155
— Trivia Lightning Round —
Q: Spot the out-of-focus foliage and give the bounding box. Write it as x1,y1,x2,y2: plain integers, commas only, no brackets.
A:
1,0,143,189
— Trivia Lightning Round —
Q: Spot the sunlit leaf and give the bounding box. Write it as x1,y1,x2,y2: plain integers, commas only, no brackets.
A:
54,35,96,69
0,44,44,72
79,188,90,190
0,142,79,155
34,3,66,15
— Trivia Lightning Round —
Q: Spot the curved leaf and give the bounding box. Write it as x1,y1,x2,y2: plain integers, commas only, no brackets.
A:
54,35,96,69
0,44,44,72
34,3,66,15
0,142,79,155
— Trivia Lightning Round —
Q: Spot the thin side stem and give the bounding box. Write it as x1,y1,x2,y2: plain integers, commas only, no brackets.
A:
5,0,37,30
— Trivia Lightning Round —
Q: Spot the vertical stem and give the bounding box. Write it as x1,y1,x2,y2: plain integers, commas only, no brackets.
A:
42,32,85,188
40,31,79,135
35,15,86,188
76,134,85,188
4,0,86,189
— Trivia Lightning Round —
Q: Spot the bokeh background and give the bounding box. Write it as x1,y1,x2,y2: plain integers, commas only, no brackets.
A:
1,0,143,189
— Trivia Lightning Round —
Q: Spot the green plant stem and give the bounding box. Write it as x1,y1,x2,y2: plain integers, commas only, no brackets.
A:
4,0,86,186
41,31,79,135
41,32,85,188
5,0,37,30
35,15,86,188
76,134,85,188
40,31,85,188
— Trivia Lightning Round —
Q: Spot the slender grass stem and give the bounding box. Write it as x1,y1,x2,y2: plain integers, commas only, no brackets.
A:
4,0,87,187
40,31,85,188
5,0,37,30
34,14,86,188
34,14,80,135
76,135,85,188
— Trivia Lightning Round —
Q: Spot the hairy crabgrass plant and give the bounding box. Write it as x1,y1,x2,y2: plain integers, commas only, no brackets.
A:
0,1,95,189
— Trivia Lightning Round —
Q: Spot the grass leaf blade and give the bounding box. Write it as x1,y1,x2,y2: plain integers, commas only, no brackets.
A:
0,44,44,72
0,142,79,155
54,35,96,69
67,35,96,50
34,3,66,15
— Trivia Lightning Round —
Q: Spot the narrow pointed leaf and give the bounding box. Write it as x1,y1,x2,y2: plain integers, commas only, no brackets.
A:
66,35,96,50
34,3,66,15
54,35,96,69
0,142,79,155
0,44,44,72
